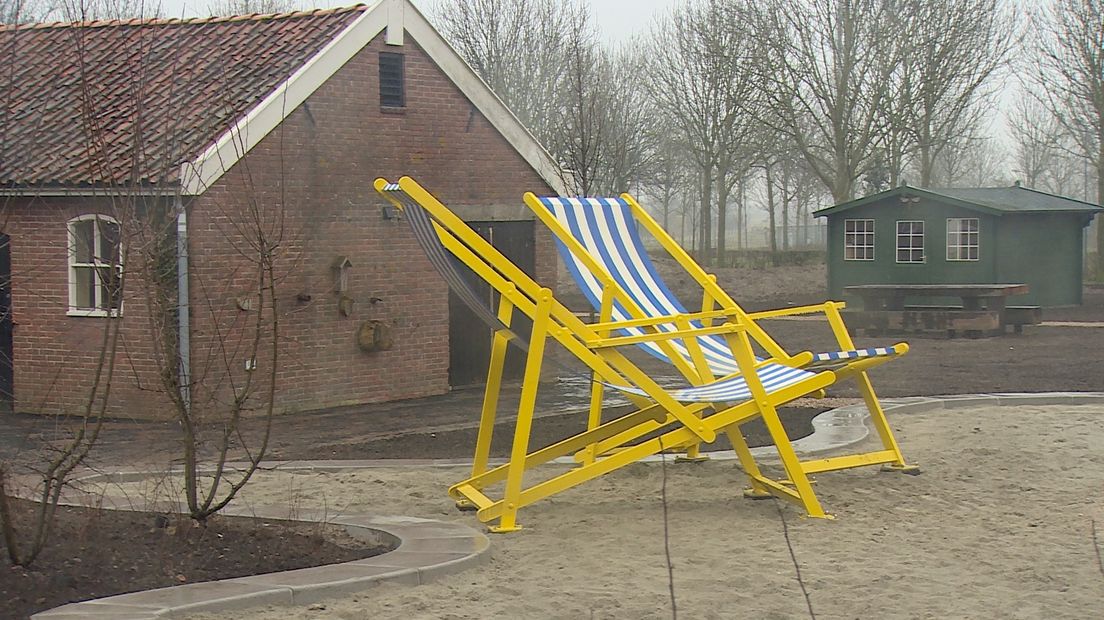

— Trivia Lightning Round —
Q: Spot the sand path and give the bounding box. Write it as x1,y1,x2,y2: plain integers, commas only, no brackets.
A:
167,403,1104,620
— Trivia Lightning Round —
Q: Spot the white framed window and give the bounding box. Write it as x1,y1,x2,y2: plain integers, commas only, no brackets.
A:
895,220,925,263
946,217,979,261
843,219,875,260
68,215,122,317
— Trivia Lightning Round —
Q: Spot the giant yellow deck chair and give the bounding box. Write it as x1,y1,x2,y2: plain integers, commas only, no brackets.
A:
523,192,917,475
376,176,892,533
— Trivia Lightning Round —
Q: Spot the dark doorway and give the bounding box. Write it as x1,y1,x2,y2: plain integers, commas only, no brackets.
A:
0,234,13,414
448,220,535,387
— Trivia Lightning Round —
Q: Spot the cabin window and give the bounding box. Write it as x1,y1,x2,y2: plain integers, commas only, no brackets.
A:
895,220,925,263
843,219,875,260
379,52,405,108
68,215,122,316
946,217,979,261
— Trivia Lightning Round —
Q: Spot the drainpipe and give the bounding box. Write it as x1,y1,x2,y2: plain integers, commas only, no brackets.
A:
175,194,191,412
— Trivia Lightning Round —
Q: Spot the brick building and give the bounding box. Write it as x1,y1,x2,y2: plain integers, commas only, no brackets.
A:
0,0,563,418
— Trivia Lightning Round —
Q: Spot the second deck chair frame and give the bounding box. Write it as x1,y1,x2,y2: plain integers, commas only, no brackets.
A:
521,191,918,488
376,176,841,532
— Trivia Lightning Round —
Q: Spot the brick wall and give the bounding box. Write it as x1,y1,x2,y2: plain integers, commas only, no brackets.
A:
5,196,178,418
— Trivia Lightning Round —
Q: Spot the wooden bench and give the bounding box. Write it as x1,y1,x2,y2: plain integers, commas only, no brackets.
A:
843,307,1000,338
1003,305,1043,333
842,284,1033,338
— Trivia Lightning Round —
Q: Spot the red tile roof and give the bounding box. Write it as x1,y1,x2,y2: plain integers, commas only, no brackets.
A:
0,6,367,189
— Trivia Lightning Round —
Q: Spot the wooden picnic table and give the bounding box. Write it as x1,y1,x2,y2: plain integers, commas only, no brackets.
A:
842,283,1035,337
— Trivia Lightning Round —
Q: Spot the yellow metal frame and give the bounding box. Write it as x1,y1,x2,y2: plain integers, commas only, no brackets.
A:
520,191,918,493
375,176,867,533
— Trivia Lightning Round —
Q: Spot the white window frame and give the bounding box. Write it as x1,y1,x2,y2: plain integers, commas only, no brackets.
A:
895,220,925,264
67,214,123,317
946,217,980,261
843,219,875,261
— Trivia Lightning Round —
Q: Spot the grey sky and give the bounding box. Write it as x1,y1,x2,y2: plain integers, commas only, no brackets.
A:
153,0,673,42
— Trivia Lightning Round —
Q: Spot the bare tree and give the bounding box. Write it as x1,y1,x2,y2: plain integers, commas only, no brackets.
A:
0,5,134,566
1030,0,1104,271
897,0,1015,187
433,1,653,195
648,0,765,265
57,0,164,21
933,136,1010,187
431,0,588,149
205,0,298,17
1,9,303,569
761,0,901,203
1,0,53,23
1009,95,1064,189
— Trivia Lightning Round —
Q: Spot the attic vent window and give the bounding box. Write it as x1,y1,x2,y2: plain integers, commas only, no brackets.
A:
379,52,405,108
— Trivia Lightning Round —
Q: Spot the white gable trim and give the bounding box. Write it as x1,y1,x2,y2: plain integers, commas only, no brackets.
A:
180,0,565,196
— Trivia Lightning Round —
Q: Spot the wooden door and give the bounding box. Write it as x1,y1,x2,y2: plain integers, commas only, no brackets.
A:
448,221,535,388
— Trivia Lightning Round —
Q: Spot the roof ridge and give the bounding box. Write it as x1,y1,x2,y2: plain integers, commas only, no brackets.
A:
0,3,369,32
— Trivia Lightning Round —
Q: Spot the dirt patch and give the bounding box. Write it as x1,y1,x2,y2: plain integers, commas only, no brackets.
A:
0,499,390,619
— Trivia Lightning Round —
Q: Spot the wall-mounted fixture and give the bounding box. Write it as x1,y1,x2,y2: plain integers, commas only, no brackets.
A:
357,319,394,352
331,255,353,294
381,205,402,221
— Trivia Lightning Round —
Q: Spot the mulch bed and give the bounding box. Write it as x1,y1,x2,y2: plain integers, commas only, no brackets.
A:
0,499,391,619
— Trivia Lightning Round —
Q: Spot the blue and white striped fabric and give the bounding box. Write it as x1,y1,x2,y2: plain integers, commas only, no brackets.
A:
805,345,905,370
535,195,899,381
616,361,814,403
381,183,515,341
536,196,815,391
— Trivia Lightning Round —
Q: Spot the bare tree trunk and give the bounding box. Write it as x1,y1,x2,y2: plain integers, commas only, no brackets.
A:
766,162,778,256
699,170,713,266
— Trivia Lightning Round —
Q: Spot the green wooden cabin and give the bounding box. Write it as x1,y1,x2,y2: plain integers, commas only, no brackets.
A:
814,184,1102,307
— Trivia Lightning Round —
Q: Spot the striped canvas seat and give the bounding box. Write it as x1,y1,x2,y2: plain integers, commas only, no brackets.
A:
613,361,813,403
534,195,905,373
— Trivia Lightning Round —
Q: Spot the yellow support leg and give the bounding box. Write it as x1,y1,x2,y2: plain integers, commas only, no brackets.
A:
759,402,831,519
675,412,711,463
724,426,772,499
456,296,515,511
824,302,919,474
489,289,553,533
581,378,605,466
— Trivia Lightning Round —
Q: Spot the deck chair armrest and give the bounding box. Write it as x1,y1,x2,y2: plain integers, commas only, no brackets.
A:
745,301,846,320
587,322,747,350
589,308,740,331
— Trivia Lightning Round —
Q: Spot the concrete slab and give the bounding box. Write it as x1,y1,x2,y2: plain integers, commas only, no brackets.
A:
33,601,161,619
933,394,1000,410
395,535,492,554
990,391,1104,407
232,563,420,605
354,550,491,580
102,580,292,616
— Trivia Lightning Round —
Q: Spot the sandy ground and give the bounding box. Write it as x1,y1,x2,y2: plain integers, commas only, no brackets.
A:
120,403,1104,620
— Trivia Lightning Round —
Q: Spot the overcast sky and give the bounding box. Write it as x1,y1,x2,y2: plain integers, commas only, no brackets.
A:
410,0,673,42
153,1,672,42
